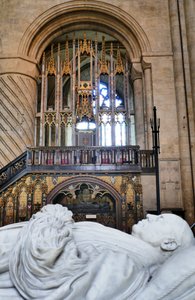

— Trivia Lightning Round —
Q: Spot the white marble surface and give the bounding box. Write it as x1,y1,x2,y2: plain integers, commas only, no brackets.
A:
0,204,194,299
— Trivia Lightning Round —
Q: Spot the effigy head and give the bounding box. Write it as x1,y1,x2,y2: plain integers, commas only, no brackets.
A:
32,203,73,223
132,213,194,251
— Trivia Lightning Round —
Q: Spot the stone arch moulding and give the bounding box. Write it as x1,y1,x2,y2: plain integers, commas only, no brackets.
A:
18,0,151,62
46,175,122,228
47,176,122,205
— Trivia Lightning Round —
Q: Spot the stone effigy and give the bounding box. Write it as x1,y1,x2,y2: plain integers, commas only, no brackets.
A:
0,204,194,300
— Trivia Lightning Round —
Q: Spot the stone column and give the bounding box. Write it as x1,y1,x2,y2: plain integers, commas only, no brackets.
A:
169,0,195,223
184,0,195,117
142,59,153,149
0,58,38,167
131,62,145,149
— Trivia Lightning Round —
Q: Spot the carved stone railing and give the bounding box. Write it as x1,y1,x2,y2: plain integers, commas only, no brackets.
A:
0,146,155,190
26,146,140,166
139,150,155,171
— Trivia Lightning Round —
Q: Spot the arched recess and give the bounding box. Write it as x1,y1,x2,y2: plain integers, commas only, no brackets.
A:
18,0,151,62
46,176,123,229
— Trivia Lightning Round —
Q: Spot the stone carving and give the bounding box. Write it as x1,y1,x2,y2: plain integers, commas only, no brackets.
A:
0,204,194,300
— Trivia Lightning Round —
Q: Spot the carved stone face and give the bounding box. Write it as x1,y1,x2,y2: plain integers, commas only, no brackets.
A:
132,214,194,249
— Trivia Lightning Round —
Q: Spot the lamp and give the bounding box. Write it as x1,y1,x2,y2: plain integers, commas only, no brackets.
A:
76,116,96,130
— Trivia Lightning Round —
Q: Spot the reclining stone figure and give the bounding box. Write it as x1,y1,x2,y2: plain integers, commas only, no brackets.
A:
0,204,194,299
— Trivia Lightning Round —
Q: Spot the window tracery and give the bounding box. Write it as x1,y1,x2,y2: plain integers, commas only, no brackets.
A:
35,31,135,147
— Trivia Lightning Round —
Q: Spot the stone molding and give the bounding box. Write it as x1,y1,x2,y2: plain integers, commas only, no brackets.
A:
18,1,151,62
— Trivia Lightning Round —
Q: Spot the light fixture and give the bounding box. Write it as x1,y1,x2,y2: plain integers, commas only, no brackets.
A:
76,116,96,130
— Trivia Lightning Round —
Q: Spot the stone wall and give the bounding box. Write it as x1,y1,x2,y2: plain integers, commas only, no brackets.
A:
0,0,195,222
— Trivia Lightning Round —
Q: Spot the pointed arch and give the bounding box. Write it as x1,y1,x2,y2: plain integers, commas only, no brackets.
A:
46,175,123,229
47,176,122,203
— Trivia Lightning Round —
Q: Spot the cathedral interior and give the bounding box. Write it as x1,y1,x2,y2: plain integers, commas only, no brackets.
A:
0,0,195,232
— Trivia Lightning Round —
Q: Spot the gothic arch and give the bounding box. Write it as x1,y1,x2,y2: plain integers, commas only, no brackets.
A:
18,1,151,62
46,176,123,229
47,176,122,204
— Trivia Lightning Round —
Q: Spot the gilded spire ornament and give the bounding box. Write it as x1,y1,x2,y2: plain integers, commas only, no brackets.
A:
115,46,124,74
100,36,109,74
62,36,71,75
80,32,91,55
47,44,56,75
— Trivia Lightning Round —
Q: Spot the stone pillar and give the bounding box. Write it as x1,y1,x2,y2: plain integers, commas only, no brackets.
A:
131,62,145,149
142,59,153,149
0,58,38,167
184,0,195,117
169,0,195,223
